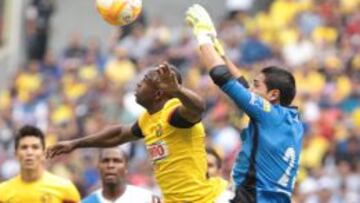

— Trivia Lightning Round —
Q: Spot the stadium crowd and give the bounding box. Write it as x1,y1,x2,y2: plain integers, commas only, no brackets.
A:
0,0,5,46
0,0,359,202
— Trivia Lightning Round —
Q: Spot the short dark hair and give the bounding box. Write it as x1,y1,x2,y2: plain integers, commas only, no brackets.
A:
99,148,128,164
206,147,222,169
261,66,296,106
15,125,45,150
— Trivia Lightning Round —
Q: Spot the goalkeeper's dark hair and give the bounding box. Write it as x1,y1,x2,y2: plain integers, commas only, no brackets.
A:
261,66,296,106
15,125,45,150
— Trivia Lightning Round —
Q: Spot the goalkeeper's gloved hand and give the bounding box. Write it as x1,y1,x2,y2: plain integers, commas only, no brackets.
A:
186,4,226,56
186,4,217,46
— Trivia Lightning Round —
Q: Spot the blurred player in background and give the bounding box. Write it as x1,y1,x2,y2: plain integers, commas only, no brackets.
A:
82,147,160,203
187,5,304,203
0,125,80,203
207,147,234,203
47,62,227,203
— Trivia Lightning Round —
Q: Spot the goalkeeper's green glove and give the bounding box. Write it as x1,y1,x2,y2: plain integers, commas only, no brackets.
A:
186,4,217,46
186,4,226,56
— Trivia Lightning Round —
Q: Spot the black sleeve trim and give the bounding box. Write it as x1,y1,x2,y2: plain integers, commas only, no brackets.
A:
209,65,234,87
237,76,249,89
168,108,198,128
131,121,144,138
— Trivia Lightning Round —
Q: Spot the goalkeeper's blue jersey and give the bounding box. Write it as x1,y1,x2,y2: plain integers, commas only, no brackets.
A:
221,79,304,203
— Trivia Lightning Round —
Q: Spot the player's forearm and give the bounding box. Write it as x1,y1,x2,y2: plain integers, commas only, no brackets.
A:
199,44,226,71
172,86,205,114
73,125,123,148
222,56,242,78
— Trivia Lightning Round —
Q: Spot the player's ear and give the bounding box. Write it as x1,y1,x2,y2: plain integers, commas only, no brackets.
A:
268,89,280,102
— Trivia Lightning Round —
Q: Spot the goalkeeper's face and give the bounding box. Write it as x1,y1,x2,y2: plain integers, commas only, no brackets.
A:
250,73,280,104
16,136,45,171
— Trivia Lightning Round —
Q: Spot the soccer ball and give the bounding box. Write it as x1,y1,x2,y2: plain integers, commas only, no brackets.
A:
96,0,142,26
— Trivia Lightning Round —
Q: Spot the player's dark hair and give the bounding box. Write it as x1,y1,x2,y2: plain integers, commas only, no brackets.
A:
206,147,222,169
261,66,296,106
15,125,45,150
99,148,129,164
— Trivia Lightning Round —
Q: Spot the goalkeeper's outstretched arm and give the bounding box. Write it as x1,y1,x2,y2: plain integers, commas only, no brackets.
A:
187,4,270,121
200,44,226,72
186,4,243,79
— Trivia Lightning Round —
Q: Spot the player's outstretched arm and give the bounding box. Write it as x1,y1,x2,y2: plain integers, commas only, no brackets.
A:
46,124,139,159
186,5,268,121
186,4,225,70
156,62,205,123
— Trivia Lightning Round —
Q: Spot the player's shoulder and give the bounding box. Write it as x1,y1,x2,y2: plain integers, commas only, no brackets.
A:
82,190,101,203
0,176,19,190
43,171,77,188
125,184,156,201
264,103,299,118
44,171,71,183
163,98,181,111
162,98,182,122
141,98,180,121
278,106,301,122
44,172,81,201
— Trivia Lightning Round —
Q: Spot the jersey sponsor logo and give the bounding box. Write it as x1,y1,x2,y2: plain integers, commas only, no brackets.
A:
148,141,169,162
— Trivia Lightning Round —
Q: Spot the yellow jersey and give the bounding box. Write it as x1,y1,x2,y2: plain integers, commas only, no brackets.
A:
138,98,227,203
0,171,80,203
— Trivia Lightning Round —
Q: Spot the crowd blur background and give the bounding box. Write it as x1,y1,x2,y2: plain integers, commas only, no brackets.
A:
0,0,360,202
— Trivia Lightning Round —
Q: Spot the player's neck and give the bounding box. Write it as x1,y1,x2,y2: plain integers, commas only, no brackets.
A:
147,100,166,115
20,167,44,183
103,183,126,200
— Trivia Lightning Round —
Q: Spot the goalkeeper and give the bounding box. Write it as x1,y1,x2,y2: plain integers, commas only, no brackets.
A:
186,5,304,203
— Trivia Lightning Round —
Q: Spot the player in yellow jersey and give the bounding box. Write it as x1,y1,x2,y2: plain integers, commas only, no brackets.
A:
47,62,227,203
0,125,80,203
206,147,234,203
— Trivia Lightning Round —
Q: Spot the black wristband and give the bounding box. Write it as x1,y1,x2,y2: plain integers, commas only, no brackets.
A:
209,65,234,87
